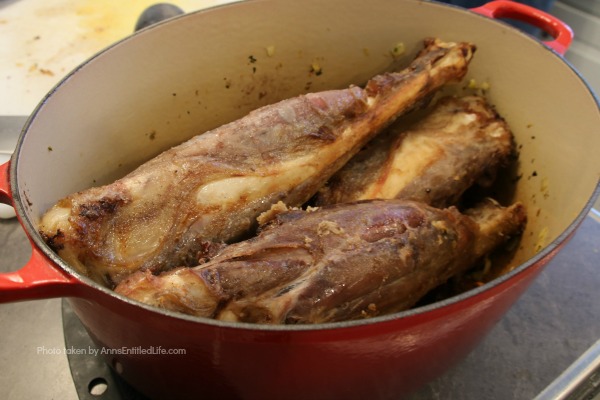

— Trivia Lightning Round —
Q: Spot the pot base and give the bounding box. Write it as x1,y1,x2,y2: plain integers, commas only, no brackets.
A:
61,299,147,400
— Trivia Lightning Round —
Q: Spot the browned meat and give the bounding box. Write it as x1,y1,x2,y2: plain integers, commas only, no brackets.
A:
115,199,526,324
38,38,475,287
314,95,514,208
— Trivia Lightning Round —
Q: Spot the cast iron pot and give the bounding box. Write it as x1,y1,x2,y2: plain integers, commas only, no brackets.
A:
1,1,599,399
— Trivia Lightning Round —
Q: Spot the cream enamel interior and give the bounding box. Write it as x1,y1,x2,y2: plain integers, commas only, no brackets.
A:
13,0,600,283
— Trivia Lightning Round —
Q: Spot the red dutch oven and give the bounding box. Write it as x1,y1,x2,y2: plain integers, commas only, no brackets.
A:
1,1,599,399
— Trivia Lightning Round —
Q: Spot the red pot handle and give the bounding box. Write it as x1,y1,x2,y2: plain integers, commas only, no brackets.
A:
471,0,573,55
0,160,81,303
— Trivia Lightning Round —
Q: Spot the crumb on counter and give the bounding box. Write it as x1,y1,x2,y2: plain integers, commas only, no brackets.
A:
266,46,275,57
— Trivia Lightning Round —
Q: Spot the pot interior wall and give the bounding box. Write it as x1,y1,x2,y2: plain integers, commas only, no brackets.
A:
14,0,600,276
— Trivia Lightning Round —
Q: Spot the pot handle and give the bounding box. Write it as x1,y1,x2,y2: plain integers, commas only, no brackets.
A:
471,0,573,55
0,161,81,303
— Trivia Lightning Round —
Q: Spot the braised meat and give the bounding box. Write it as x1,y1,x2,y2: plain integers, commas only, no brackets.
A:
115,199,526,324
314,95,514,207
38,38,475,287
